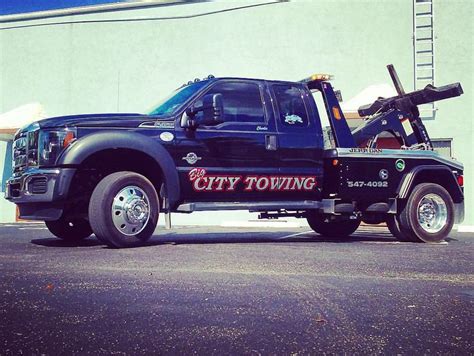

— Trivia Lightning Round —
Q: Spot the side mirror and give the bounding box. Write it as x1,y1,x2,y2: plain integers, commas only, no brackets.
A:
201,93,224,125
183,93,224,128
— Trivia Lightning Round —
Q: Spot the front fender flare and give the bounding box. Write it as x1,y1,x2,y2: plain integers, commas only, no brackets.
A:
58,131,180,207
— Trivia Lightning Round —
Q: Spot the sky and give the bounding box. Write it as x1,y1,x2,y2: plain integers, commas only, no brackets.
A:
0,0,129,15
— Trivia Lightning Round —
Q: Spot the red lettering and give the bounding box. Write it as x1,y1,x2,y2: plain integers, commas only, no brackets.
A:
189,170,317,193
189,168,206,181
283,177,292,190
227,176,242,191
292,177,305,190
269,177,280,190
244,176,258,191
194,177,207,191
303,177,316,190
205,176,216,191
214,176,227,191
256,177,269,191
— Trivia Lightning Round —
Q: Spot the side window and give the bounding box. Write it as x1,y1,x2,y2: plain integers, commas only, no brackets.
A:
273,85,309,127
195,81,265,123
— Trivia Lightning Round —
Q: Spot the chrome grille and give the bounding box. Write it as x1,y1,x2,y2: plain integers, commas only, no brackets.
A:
13,134,28,175
12,129,39,176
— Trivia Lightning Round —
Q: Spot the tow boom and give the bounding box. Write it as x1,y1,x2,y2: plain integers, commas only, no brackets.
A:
351,65,463,149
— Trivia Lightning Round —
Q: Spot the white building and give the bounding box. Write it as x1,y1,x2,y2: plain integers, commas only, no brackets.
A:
0,0,472,229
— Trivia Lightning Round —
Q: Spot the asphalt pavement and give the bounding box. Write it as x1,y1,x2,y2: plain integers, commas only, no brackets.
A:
0,222,472,355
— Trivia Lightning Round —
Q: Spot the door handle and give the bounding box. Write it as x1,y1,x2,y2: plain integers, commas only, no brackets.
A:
265,135,277,151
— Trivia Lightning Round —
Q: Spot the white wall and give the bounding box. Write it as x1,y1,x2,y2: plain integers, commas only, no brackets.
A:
0,0,472,226
0,141,16,222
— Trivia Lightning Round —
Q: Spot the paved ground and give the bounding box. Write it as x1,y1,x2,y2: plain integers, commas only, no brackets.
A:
0,223,472,355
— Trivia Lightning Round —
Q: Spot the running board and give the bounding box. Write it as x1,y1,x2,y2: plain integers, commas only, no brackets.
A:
175,201,324,213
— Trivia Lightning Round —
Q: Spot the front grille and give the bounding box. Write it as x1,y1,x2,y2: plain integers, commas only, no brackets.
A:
13,130,39,176
13,134,27,175
28,176,48,194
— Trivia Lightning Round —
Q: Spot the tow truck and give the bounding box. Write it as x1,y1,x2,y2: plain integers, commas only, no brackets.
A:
5,65,464,248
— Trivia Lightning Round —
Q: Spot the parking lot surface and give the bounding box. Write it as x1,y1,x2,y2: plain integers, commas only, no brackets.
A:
0,223,472,354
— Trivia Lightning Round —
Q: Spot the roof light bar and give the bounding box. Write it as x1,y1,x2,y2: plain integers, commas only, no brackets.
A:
300,73,334,83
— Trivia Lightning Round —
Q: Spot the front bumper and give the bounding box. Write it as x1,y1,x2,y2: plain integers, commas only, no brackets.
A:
5,168,76,220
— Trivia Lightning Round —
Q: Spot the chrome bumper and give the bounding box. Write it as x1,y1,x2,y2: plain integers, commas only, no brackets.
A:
5,168,75,203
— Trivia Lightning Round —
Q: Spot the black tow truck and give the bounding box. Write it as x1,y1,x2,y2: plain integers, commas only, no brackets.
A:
6,65,464,248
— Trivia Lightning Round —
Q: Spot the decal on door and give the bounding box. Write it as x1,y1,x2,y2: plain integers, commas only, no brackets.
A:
188,168,317,192
284,114,303,125
395,159,405,172
160,132,174,142
182,152,202,165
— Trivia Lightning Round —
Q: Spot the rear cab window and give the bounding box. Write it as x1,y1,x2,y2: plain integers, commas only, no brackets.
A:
272,84,310,128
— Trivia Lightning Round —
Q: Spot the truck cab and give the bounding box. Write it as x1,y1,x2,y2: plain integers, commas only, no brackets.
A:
171,78,325,203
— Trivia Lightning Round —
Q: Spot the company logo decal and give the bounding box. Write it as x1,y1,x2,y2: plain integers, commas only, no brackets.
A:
379,169,389,180
395,159,405,172
182,152,202,165
284,115,303,125
188,168,317,192
160,132,174,142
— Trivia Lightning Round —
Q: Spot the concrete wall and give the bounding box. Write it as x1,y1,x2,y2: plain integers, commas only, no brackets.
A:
0,141,16,222
0,0,472,226
424,0,473,228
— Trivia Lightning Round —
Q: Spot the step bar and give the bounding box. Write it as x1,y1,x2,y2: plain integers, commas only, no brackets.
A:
175,200,397,215
176,200,325,212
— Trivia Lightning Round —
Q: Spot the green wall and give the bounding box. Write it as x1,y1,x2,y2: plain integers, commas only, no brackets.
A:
0,0,472,225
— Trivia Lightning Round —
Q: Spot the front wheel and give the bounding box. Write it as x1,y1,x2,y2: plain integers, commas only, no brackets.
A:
88,171,159,248
45,217,93,241
307,213,360,237
398,183,454,243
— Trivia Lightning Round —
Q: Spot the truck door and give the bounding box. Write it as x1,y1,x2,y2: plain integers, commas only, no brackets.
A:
271,83,324,200
174,80,280,202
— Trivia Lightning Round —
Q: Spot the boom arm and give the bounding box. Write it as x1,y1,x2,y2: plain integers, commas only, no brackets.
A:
358,82,463,117
352,65,463,149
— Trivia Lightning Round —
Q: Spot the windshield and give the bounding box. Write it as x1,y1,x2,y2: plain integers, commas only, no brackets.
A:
146,81,209,116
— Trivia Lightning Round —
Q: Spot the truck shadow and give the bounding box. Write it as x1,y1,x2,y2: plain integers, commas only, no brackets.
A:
31,238,104,247
31,230,400,248
146,231,398,246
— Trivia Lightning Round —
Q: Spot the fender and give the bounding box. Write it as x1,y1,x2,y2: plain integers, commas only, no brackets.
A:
57,131,180,207
397,165,463,203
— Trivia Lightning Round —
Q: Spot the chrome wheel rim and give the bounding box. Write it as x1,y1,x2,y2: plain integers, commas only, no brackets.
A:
112,185,150,236
417,193,447,234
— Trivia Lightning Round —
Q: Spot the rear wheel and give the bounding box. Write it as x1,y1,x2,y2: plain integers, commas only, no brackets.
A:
398,183,454,243
307,213,360,237
88,171,159,248
386,214,416,242
45,216,92,241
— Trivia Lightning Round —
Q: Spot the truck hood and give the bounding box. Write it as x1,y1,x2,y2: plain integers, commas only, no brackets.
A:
36,113,165,129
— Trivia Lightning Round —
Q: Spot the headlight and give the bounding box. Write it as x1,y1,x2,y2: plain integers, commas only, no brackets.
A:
27,130,39,166
38,128,77,166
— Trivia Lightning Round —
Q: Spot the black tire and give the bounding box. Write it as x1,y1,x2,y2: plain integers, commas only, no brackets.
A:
386,214,416,242
45,217,92,241
307,213,360,237
398,183,454,243
88,171,159,248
